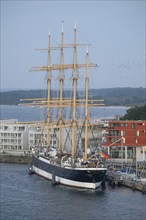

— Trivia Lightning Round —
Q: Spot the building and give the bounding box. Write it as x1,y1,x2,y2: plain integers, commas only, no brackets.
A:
29,127,58,149
0,119,30,154
104,120,146,162
0,120,57,154
0,119,108,156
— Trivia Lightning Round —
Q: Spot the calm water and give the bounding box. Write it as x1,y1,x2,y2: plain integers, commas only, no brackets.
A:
0,163,146,220
0,105,128,121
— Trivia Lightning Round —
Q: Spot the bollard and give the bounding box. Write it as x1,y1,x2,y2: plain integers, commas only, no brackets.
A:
52,170,56,185
101,176,106,190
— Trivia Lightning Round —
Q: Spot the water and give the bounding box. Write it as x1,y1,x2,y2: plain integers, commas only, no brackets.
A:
0,163,145,220
0,105,128,121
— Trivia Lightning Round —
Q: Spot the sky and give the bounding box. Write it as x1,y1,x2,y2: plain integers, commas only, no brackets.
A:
1,0,146,90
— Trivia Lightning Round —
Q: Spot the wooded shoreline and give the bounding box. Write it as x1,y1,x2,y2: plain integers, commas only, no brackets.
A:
1,87,145,106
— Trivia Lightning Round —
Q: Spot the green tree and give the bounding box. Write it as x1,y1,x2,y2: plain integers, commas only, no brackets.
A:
121,105,146,120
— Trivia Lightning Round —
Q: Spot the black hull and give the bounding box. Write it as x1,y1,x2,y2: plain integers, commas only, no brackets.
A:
32,155,107,189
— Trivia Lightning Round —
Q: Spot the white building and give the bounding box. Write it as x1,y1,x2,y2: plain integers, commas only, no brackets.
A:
0,119,108,156
29,128,59,149
0,120,60,154
0,119,30,154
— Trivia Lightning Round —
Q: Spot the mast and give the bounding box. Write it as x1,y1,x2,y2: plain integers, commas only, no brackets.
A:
21,26,99,156
84,46,89,161
47,33,51,148
72,24,77,161
58,23,64,153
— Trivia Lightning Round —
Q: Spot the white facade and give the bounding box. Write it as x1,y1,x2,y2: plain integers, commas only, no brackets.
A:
29,128,59,149
0,119,30,153
0,119,108,155
0,120,66,154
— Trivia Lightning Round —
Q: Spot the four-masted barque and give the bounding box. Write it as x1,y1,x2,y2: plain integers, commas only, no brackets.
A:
24,25,107,189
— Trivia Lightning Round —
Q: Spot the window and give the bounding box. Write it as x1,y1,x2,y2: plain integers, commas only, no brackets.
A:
132,123,136,129
136,131,139,136
110,130,120,136
19,127,25,131
120,123,127,127
137,123,143,125
121,131,126,136
110,123,120,128
110,138,120,143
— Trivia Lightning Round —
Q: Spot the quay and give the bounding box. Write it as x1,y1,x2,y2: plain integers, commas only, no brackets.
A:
0,152,31,164
105,162,146,194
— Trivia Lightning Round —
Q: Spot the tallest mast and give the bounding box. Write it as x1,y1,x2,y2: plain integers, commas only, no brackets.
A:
84,46,89,161
72,24,77,161
47,33,51,148
58,22,64,153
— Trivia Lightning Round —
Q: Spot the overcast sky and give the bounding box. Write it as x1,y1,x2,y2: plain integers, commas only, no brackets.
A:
1,0,145,90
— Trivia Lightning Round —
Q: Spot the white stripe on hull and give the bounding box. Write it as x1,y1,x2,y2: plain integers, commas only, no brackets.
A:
33,166,102,189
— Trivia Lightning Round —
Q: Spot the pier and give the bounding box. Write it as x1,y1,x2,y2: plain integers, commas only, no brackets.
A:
0,153,31,164
105,161,146,193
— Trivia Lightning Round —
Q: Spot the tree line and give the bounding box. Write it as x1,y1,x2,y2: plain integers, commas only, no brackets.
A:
0,87,145,107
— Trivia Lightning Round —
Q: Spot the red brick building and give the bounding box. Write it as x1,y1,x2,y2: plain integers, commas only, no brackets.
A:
103,120,146,161
105,120,146,147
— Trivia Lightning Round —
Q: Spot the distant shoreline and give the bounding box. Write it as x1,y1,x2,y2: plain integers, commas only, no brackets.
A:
0,104,130,108
1,88,145,106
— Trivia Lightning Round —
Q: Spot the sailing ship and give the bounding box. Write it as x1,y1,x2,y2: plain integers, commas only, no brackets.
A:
23,25,107,189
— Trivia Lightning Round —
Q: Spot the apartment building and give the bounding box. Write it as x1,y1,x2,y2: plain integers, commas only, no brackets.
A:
0,119,30,153
104,120,146,161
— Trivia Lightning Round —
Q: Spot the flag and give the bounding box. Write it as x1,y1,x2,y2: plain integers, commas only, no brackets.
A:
100,150,110,159
41,136,46,141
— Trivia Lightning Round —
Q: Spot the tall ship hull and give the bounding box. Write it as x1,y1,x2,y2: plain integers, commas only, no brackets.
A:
32,155,107,189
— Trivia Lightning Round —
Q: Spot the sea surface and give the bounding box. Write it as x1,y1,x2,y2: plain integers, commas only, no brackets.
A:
0,163,146,220
0,105,129,121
